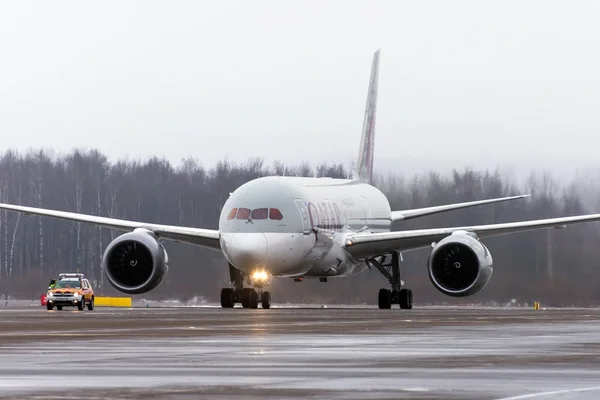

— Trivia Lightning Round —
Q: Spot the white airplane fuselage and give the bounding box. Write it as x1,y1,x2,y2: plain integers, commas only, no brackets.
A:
219,176,391,279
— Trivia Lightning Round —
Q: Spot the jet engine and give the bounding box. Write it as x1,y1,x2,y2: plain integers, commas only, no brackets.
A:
102,228,168,294
427,231,493,297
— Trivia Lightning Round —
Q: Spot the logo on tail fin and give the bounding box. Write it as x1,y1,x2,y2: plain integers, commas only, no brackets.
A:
353,50,380,185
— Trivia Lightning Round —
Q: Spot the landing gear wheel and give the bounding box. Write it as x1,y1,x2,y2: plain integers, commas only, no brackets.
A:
220,288,235,308
87,296,94,311
368,252,414,310
378,288,392,309
399,288,413,309
249,290,259,309
261,291,271,309
241,288,253,308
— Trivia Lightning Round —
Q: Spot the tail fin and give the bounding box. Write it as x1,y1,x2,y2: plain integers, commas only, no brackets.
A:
353,49,380,185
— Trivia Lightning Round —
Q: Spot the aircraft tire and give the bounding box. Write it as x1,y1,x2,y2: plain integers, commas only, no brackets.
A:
399,289,413,309
249,290,259,309
241,288,253,308
220,288,235,308
261,291,271,309
378,288,392,309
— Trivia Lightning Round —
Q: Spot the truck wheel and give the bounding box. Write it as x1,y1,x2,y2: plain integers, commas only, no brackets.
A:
87,297,94,310
46,303,53,311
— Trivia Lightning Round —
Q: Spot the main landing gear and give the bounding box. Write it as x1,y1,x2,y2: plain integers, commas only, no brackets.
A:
220,263,271,309
366,251,413,309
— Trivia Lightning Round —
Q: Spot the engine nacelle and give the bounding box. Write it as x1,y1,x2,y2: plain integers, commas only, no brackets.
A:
427,231,493,297
102,228,169,294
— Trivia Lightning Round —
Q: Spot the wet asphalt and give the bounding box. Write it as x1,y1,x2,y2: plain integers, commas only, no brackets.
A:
1,305,600,399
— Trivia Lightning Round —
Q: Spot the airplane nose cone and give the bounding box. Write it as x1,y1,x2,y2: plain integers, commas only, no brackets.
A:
228,232,268,269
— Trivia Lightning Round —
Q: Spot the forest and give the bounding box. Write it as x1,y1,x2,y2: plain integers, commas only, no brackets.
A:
0,148,599,306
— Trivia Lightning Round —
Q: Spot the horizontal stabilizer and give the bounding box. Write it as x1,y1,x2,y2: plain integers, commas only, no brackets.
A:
391,194,530,222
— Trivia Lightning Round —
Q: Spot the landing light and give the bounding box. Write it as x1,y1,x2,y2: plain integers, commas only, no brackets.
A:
252,270,269,282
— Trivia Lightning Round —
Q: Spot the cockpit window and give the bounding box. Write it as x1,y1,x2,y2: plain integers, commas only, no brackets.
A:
269,208,283,220
227,208,238,220
229,207,282,221
236,208,251,220
251,208,268,219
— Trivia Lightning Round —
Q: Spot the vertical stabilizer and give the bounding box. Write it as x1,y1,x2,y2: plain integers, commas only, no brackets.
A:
353,50,380,185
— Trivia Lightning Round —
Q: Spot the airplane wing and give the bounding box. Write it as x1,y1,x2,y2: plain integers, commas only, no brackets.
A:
390,194,530,222
0,203,221,249
344,212,600,260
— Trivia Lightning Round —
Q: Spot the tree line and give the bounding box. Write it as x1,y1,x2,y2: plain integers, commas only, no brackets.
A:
0,148,599,306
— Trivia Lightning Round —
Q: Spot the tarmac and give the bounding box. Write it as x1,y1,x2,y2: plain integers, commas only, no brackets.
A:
1,305,600,399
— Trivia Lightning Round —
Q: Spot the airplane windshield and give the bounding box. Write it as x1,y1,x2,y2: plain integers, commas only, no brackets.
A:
251,208,268,219
227,208,237,220
269,208,283,220
236,208,251,219
227,207,283,220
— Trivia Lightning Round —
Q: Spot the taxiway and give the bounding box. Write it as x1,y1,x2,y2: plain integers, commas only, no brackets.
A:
0,306,600,399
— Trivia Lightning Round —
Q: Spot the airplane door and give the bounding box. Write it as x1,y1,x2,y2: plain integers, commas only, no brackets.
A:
294,199,312,235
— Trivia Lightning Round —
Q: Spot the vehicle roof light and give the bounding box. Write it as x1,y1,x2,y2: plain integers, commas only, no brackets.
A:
58,273,84,278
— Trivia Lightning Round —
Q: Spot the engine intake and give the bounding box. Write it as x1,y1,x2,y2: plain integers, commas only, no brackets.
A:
102,228,169,294
427,232,493,297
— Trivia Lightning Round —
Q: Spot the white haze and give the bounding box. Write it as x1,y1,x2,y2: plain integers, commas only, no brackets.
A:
0,1,599,182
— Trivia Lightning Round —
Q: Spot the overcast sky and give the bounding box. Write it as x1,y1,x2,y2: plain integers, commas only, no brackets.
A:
1,1,599,179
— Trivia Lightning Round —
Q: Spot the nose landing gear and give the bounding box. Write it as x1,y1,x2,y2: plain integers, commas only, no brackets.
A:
220,263,272,309
240,287,271,309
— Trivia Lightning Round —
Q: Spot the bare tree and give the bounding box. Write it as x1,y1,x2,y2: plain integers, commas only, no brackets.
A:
0,148,598,305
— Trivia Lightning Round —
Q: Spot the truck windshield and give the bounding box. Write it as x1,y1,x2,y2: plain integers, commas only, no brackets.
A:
54,279,81,289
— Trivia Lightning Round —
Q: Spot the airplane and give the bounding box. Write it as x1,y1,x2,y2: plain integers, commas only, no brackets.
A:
2,49,600,310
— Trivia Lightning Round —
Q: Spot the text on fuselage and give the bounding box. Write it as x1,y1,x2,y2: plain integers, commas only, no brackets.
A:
307,201,343,232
